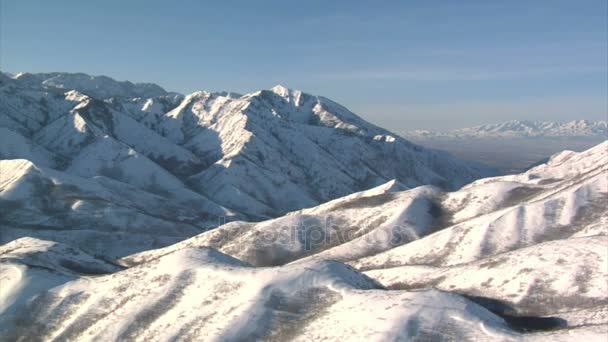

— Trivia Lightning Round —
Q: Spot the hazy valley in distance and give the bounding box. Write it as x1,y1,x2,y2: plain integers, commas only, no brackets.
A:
402,120,607,174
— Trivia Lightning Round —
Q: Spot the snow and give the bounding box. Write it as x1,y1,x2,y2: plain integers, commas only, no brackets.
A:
0,127,57,168
126,141,607,271
5,235,605,341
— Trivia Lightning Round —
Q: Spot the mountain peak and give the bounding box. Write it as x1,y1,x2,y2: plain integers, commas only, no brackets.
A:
270,84,292,94
269,84,304,101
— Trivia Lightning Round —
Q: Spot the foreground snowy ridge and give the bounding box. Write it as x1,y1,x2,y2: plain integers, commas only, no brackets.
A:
2,236,605,341
1,140,606,341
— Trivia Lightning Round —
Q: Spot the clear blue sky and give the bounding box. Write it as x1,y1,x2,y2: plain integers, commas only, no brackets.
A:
1,0,606,130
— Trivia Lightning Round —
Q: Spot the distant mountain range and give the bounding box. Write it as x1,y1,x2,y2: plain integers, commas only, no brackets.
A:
402,120,608,139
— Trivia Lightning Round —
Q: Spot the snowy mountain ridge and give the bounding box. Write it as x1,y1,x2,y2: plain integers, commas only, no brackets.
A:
11,71,171,99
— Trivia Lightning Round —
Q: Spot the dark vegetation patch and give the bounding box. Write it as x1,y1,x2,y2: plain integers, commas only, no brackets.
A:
425,196,454,235
387,276,446,291
252,288,342,341
58,259,115,276
118,271,195,340
462,295,568,333
537,178,562,185
328,192,398,211
501,186,543,208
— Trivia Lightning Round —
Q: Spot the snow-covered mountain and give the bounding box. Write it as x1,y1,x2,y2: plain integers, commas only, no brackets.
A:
403,120,608,139
1,142,606,341
0,71,493,226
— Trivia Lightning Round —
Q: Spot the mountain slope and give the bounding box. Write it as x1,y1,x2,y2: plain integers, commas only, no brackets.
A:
3,71,605,340
0,159,230,259
364,235,608,322
353,141,607,269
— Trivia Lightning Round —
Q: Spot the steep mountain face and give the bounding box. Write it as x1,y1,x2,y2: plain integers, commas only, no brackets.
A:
403,120,608,139
171,85,494,217
0,72,493,223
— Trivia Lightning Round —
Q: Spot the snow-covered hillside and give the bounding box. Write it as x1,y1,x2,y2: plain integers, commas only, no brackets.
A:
3,236,603,341
0,159,231,258
403,120,608,139
121,141,608,337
